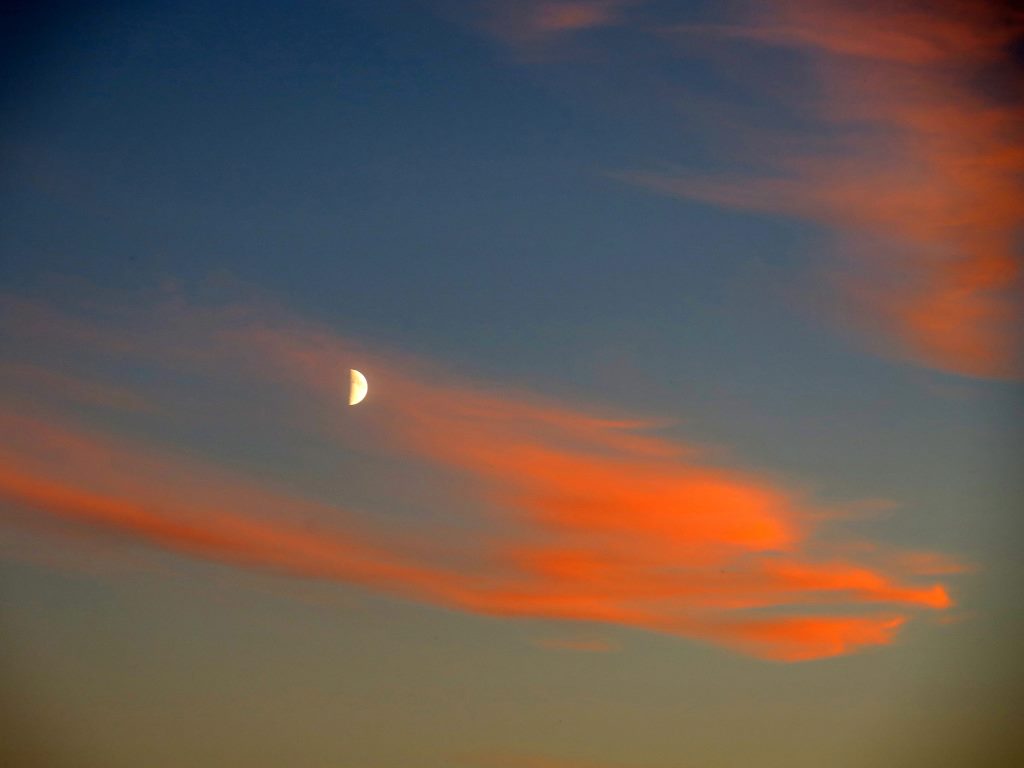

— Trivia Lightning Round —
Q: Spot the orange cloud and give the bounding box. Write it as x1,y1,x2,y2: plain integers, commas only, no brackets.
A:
0,290,961,661
639,0,1024,378
0,410,461,602
676,2,1023,65
534,2,622,33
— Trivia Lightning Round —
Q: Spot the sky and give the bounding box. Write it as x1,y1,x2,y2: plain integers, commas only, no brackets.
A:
0,1,1022,766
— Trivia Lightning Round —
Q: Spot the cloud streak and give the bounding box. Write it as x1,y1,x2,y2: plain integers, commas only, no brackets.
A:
452,0,636,59
0,288,959,660
637,0,1024,378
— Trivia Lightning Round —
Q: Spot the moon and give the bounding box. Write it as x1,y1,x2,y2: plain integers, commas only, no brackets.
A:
349,369,368,405
350,370,370,405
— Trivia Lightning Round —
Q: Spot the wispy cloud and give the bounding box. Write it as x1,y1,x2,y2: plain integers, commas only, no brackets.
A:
0,287,960,660
674,2,1023,65
458,0,637,57
0,361,153,413
638,0,1024,378
532,1,625,33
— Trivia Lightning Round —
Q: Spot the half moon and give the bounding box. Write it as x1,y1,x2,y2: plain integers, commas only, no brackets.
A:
349,369,368,405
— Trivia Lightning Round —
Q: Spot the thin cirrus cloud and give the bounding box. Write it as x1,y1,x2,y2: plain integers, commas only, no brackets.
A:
0,289,959,661
460,0,634,54
632,0,1024,379
0,360,154,413
532,1,626,33
676,2,1023,65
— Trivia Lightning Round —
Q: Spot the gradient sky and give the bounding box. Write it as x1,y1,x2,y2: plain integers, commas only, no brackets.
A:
1,1,1022,766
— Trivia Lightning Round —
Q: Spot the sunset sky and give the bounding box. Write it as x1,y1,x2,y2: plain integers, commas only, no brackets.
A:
1,1,1022,766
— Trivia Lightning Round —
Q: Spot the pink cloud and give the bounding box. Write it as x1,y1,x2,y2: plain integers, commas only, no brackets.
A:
463,0,635,55
638,0,1024,378
534,2,622,33
0,290,962,661
675,1,1023,65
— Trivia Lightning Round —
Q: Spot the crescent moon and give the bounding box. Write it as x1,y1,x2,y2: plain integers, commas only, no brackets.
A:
349,369,368,405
